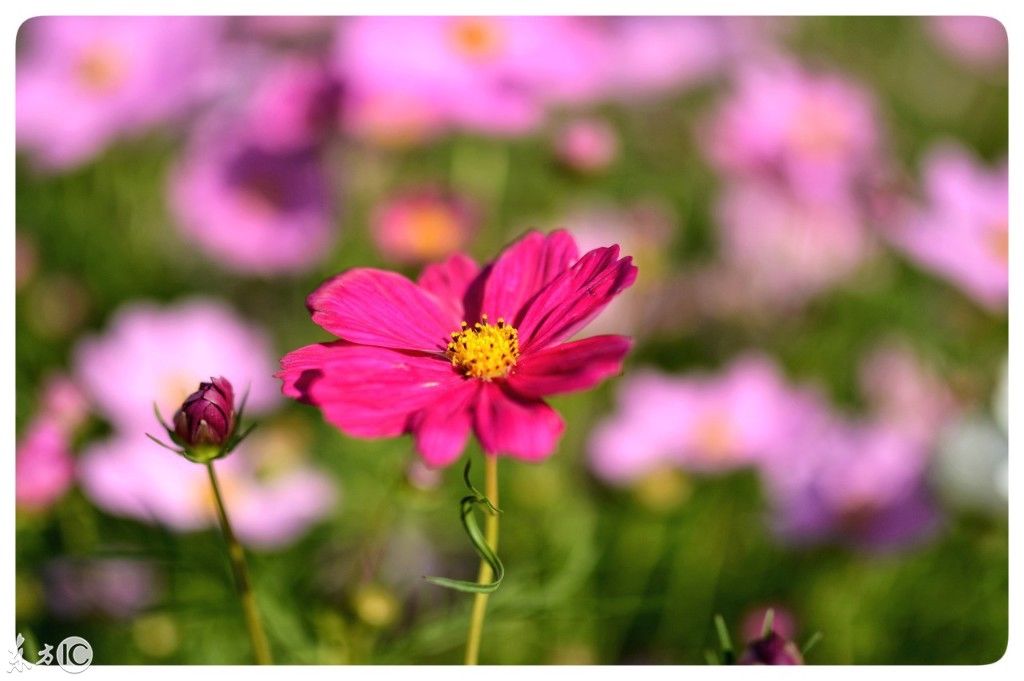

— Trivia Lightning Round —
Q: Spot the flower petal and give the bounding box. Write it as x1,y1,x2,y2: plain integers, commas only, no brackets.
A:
307,268,459,351
302,345,462,437
508,335,632,398
473,383,565,461
277,341,350,403
411,380,479,467
516,245,637,351
417,252,480,320
478,230,579,324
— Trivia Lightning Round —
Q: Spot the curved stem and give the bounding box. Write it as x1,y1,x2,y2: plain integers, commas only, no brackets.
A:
206,462,273,665
464,454,499,665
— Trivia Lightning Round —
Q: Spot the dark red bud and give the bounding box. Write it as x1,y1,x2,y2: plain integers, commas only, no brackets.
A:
172,377,236,448
738,631,804,665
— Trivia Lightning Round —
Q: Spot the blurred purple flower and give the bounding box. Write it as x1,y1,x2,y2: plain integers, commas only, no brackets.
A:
713,180,873,307
16,16,224,170
240,58,340,153
703,59,880,203
168,119,337,275
926,17,1007,70
738,631,804,665
371,188,478,264
44,558,160,620
73,298,280,432
589,355,817,482
334,16,608,137
888,143,1007,310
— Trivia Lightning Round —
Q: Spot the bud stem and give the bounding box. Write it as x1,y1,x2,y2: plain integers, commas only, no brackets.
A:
464,454,499,665
206,462,273,665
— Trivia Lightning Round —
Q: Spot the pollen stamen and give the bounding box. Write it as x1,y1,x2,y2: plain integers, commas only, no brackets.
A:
446,314,520,380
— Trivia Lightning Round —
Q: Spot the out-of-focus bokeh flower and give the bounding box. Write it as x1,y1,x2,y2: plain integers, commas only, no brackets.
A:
738,630,804,665
16,16,224,170
334,17,608,138
703,59,880,203
73,298,280,431
589,355,816,482
16,417,75,512
280,230,636,467
553,118,619,174
78,430,336,549
44,558,161,620
371,188,478,264
926,16,1008,70
15,232,38,290
741,605,796,643
168,119,337,275
712,180,873,308
240,58,340,153
761,417,939,550
888,143,1007,310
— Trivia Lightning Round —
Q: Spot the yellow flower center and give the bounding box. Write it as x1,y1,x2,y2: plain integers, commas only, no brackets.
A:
76,43,128,93
446,315,519,380
406,205,462,259
449,18,503,61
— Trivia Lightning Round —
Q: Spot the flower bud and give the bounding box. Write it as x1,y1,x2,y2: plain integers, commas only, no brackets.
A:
172,377,236,451
738,631,804,665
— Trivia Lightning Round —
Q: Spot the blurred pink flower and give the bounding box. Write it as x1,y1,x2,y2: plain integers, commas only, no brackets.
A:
169,118,337,275
371,189,478,264
334,17,608,137
78,431,336,549
859,341,957,446
589,355,818,482
16,417,75,511
927,16,1007,70
760,416,939,549
16,16,224,170
44,558,160,620
704,60,880,203
599,17,726,97
73,298,280,431
279,230,636,467
888,143,1007,310
240,58,340,153
38,373,90,433
714,181,873,306
554,118,619,173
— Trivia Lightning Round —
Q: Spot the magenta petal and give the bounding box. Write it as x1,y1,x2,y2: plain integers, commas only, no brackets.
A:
277,341,350,403
411,380,479,468
417,252,480,320
473,383,565,461
509,335,632,398
517,246,637,351
307,268,459,351
304,345,462,438
479,230,579,324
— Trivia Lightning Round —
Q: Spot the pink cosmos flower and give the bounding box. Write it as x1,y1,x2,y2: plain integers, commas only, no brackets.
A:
78,430,336,549
888,143,1008,310
713,180,873,307
334,17,608,137
279,230,637,467
553,118,619,174
73,298,280,431
589,355,820,482
703,60,880,203
371,189,478,265
16,417,75,511
16,16,224,170
168,116,337,275
927,17,1007,70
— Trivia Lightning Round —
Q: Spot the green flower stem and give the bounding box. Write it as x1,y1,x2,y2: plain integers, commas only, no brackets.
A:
464,454,499,665
206,462,273,665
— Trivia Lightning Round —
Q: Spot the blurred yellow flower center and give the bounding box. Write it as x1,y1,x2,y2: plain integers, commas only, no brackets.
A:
450,18,503,60
447,315,519,380
406,206,461,259
694,413,735,460
76,43,128,93
988,222,1009,264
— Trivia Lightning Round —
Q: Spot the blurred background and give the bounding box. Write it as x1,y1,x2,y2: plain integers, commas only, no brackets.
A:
15,16,1007,664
